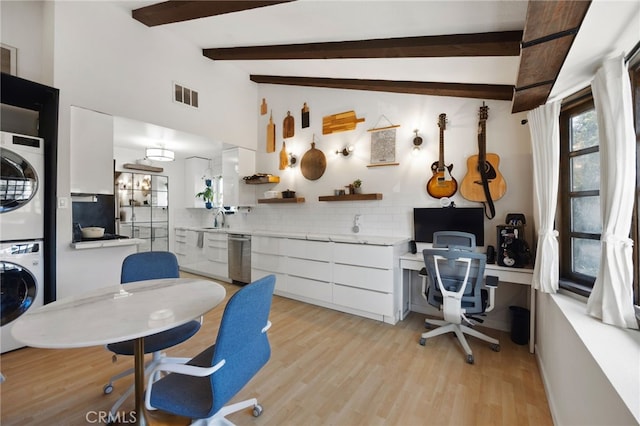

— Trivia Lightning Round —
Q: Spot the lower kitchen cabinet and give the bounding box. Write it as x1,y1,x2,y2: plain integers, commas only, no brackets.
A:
251,235,404,324
175,228,229,282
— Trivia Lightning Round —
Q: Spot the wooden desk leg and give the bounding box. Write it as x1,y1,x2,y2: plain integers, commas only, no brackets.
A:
134,337,147,426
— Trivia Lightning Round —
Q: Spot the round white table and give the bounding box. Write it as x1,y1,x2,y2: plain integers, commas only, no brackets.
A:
11,278,226,425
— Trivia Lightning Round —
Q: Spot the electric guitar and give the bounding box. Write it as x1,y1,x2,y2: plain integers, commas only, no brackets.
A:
460,104,506,213
426,113,458,198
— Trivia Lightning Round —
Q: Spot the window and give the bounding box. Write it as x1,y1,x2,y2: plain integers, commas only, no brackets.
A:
559,96,602,294
558,58,640,305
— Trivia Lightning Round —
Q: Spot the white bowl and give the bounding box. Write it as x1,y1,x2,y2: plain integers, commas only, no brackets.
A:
81,227,105,239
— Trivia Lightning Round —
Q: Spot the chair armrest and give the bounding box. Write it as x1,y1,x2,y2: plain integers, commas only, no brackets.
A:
485,275,499,288
484,276,498,313
145,359,226,411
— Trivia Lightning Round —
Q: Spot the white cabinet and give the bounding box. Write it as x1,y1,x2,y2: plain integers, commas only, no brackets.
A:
70,106,114,194
184,157,222,209
175,228,229,281
333,243,395,317
222,147,255,207
251,235,287,293
252,235,403,324
202,232,228,279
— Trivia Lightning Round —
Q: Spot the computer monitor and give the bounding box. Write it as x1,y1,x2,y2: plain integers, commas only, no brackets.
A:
413,207,484,246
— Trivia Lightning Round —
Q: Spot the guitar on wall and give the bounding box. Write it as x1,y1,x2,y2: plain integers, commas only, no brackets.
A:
460,103,506,218
426,113,458,198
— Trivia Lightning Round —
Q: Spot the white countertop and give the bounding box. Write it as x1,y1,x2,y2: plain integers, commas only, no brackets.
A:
70,238,146,250
175,226,410,246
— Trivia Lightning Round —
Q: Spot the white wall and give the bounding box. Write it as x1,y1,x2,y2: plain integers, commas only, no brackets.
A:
232,84,533,249
11,1,258,298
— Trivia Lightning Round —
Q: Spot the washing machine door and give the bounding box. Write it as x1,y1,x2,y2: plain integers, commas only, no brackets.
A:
1,261,37,326
0,147,39,213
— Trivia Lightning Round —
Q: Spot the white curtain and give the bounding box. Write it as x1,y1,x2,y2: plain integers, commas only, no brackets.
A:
528,101,561,293
586,54,638,329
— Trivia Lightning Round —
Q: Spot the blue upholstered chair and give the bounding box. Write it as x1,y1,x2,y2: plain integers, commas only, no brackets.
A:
103,251,202,416
145,274,276,424
420,246,500,364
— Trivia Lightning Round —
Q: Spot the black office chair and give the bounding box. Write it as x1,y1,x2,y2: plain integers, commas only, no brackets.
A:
103,251,202,416
419,245,500,364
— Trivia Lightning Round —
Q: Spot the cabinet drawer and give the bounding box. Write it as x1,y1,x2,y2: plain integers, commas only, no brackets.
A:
287,257,331,282
252,253,287,274
333,243,392,269
205,239,227,249
206,247,227,263
174,241,187,255
333,263,393,293
205,232,227,242
252,236,283,255
333,284,394,316
252,270,286,293
285,238,332,261
287,276,332,303
175,229,187,238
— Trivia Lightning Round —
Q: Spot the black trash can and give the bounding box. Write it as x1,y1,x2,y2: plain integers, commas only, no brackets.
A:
509,306,530,345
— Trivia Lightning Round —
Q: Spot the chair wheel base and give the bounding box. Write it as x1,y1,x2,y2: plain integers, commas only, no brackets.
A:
419,338,426,346
103,384,113,395
490,343,501,352
253,404,263,417
466,355,474,364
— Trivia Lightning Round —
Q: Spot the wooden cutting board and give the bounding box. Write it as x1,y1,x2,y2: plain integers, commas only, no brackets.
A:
283,111,294,138
322,111,365,135
266,111,275,153
301,142,326,181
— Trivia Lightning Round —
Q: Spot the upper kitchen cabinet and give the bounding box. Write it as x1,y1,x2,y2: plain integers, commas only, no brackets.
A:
222,147,255,207
70,106,114,194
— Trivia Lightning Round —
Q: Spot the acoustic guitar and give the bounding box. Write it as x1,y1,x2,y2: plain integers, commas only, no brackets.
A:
460,104,506,208
426,113,458,198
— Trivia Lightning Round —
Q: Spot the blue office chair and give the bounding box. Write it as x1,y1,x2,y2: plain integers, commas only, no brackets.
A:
145,274,276,424
103,251,202,416
420,246,500,364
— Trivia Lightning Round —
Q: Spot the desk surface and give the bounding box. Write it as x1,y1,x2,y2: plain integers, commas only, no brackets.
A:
400,252,533,285
12,278,226,349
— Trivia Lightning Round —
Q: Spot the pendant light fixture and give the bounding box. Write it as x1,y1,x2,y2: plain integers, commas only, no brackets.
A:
145,147,175,162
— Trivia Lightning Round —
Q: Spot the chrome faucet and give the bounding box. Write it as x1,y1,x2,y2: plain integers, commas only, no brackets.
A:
213,208,226,229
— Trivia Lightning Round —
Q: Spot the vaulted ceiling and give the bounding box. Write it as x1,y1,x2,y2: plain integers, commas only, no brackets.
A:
119,0,639,114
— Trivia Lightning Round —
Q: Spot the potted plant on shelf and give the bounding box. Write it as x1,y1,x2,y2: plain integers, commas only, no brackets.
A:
196,185,215,209
352,179,362,194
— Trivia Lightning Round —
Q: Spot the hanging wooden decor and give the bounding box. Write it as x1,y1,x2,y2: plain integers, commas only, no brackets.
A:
283,111,295,138
301,102,310,128
367,115,400,167
279,141,288,170
322,110,365,135
266,111,276,153
260,98,267,115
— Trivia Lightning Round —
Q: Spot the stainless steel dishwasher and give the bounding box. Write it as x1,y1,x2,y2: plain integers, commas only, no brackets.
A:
228,233,251,285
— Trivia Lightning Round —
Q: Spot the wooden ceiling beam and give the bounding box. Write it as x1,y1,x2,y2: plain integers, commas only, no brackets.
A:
132,0,294,27
512,0,591,113
250,75,514,101
204,31,522,60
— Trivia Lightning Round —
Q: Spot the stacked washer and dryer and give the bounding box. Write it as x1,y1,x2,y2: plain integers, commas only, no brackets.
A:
1,131,45,353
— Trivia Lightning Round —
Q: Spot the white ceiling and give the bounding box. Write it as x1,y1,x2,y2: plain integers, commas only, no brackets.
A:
112,0,640,159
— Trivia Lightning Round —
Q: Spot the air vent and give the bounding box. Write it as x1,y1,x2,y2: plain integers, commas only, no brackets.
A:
173,82,199,108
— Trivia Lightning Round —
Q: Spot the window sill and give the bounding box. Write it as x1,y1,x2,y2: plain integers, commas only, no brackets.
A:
550,292,640,423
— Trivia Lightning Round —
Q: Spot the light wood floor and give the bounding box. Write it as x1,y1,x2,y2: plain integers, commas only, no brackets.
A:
1,274,552,426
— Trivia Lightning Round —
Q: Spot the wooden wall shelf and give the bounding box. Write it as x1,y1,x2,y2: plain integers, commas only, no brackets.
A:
244,175,280,184
318,193,383,202
257,197,305,204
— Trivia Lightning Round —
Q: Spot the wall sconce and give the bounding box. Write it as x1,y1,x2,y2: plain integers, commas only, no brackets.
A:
412,129,423,156
146,147,175,162
335,145,354,157
288,153,298,168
